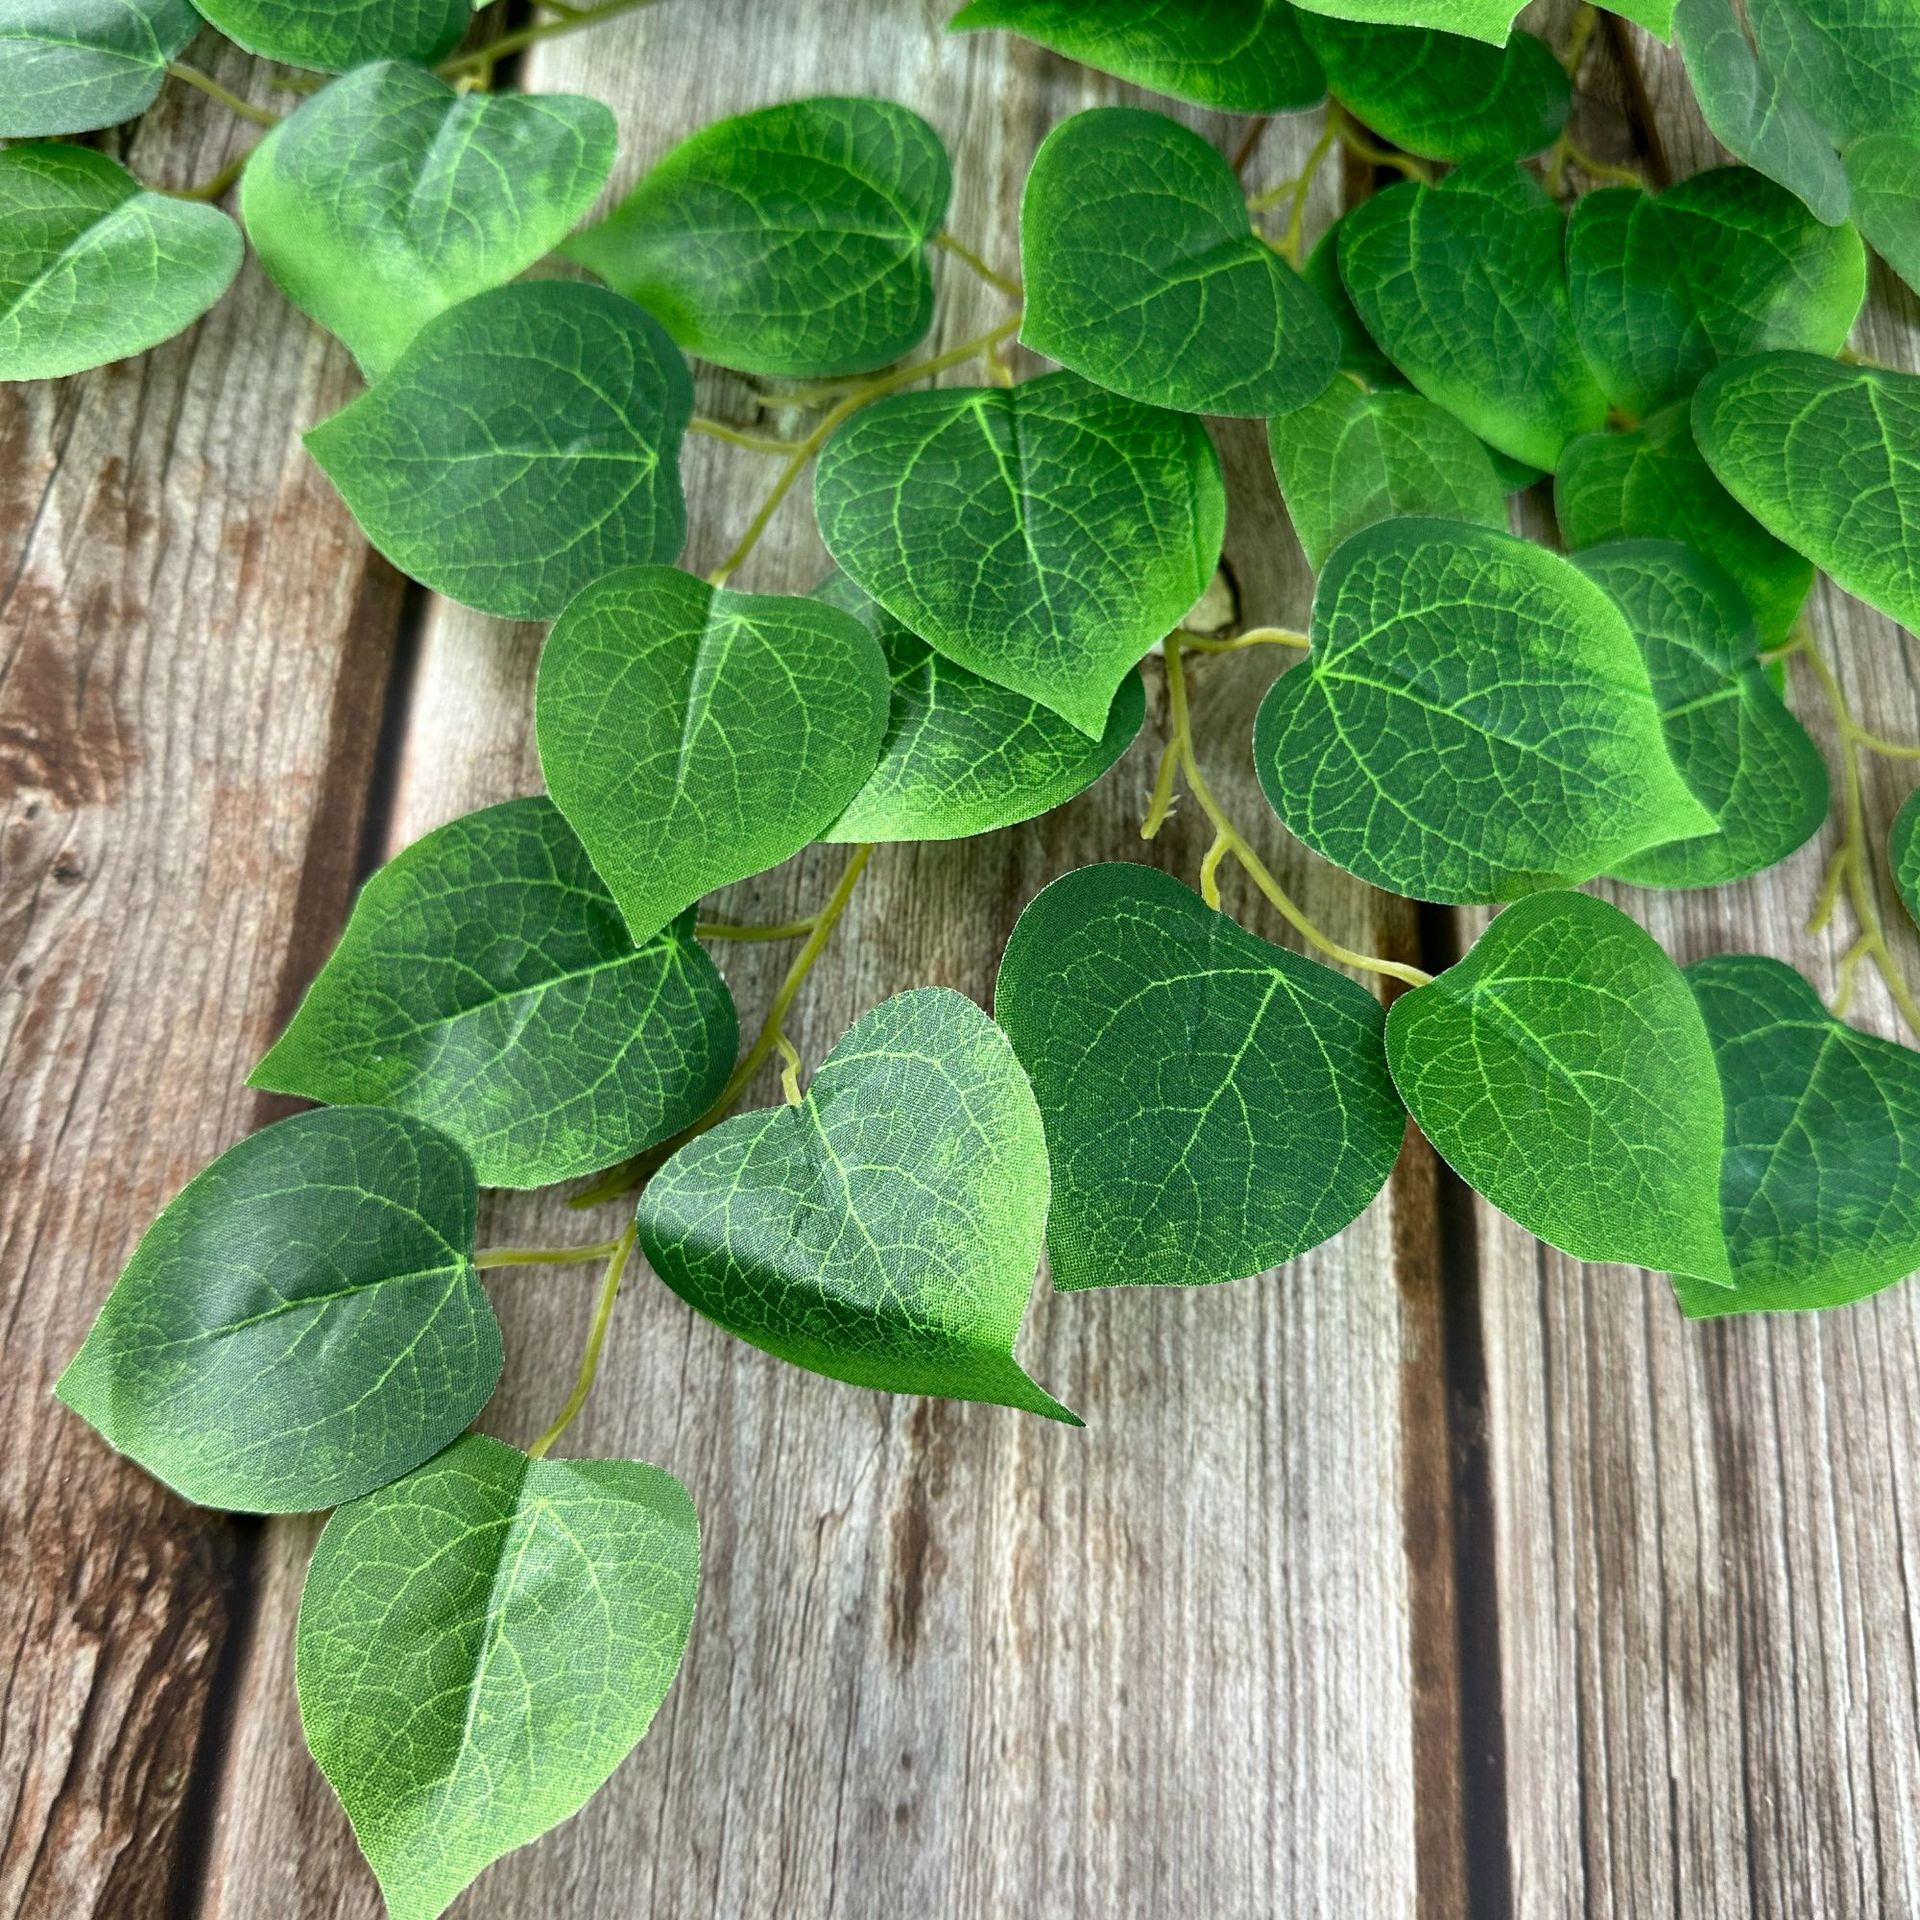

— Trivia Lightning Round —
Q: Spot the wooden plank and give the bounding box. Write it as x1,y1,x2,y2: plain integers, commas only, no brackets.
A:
0,38,408,1920
197,9,1471,1916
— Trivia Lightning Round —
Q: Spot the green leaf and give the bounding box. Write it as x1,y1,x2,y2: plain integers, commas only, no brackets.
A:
1574,540,1827,887
1673,0,1850,224
813,572,1144,843
564,97,950,381
536,565,888,941
306,281,691,620
1693,351,1920,638
0,142,242,381
0,0,198,135
1683,954,1920,1313
1267,376,1509,571
993,862,1405,1291
1749,0,1920,144
1844,133,1920,297
1298,15,1569,161
192,0,467,70
947,0,1326,112
1302,215,1405,391
1387,891,1733,1285
1254,517,1715,903
1339,162,1607,469
1605,0,1676,35
249,797,737,1189
298,1432,698,1920
637,986,1075,1423
1555,402,1814,644
1019,106,1339,417
56,1107,498,1513
1893,785,1920,927
1566,166,1866,417
814,369,1225,738
1288,0,1525,46
242,62,616,378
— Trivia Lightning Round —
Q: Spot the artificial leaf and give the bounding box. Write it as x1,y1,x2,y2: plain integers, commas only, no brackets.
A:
1893,785,1920,927
1694,351,1920,637
813,572,1144,843
536,565,888,941
1288,0,1525,45
994,863,1405,1291
1019,106,1339,416
946,0,1327,113
814,369,1225,738
1555,401,1813,643
242,62,616,378
1566,165,1866,417
1574,540,1827,886
1340,161,1606,469
1844,133,1920,298
57,1107,498,1513
0,0,198,136
1682,954,1920,1313
1749,0,1920,144
1386,891,1733,1285
638,987,1076,1423
1297,14,1569,162
307,281,692,620
565,96,950,380
1254,517,1715,903
0,142,241,381
298,1433,698,1920
191,0,467,70
1267,376,1509,571
250,797,737,1189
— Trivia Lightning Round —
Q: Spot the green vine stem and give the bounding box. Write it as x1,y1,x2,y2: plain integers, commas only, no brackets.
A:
438,0,669,83
167,60,280,128
475,1240,625,1268
526,1221,638,1458
933,231,1024,299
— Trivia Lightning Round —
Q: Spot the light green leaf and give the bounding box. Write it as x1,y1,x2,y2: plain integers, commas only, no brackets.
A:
1893,785,1920,927
536,565,888,941
0,143,241,381
813,572,1143,843
0,0,198,135
814,369,1225,738
1605,0,1676,36
994,863,1405,1291
1019,107,1338,417
1555,402,1814,644
1845,133,1920,297
1749,0,1920,144
192,0,467,70
1574,540,1827,887
1567,166,1865,417
1289,0,1524,46
242,62,616,378
298,1433,698,1920
1683,954,1920,1313
306,281,691,620
947,0,1326,112
1340,161,1607,469
565,97,950,381
1254,517,1715,903
250,797,737,1189
1693,350,1920,638
1298,14,1569,161
637,987,1075,1423
1387,891,1733,1285
57,1107,499,1513
1267,376,1509,571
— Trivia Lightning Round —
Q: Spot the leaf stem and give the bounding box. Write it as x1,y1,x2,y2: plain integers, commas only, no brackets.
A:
1328,102,1430,184
166,61,280,128
689,416,802,454
1176,625,1310,653
934,232,1023,300
696,914,820,941
476,1239,624,1269
156,146,256,202
438,0,668,79
526,1222,636,1458
1248,114,1340,266
1562,2,1601,79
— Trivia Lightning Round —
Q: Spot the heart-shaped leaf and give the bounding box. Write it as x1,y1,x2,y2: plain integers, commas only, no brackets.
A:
1567,166,1866,417
638,987,1075,1422
994,863,1406,1291
814,369,1225,737
298,1433,699,1920
57,1107,499,1513
192,0,467,70
0,0,199,135
243,62,616,377
1303,215,1405,391
813,572,1144,843
1019,106,1339,416
1682,954,1920,1313
1575,541,1827,887
1254,517,1715,903
1845,133,1920,300
565,96,950,380
536,565,888,942
1340,161,1606,469
250,797,738,1189
1290,0,1524,45
1748,0,1920,144
0,142,242,380
1387,891,1733,1286
307,281,692,620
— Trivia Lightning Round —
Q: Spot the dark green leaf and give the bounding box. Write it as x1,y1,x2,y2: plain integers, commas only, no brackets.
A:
57,1107,498,1513
1893,785,1920,927
1749,0,1920,144
192,0,467,70
1845,132,1920,297
1302,215,1404,391
0,0,198,135
994,862,1405,1291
